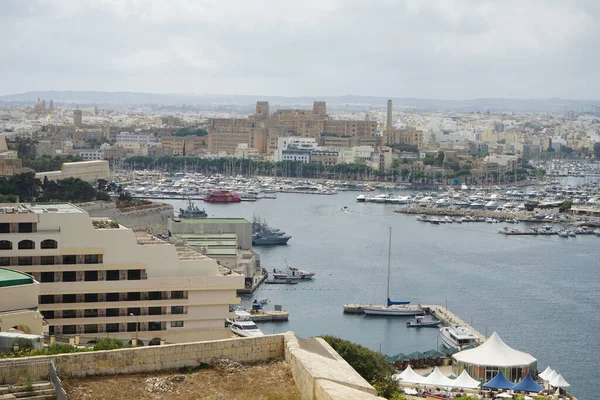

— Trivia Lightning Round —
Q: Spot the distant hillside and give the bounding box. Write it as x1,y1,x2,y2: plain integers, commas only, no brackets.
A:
1,90,598,113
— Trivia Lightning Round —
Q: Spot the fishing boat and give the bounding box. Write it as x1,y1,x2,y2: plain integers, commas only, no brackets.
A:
406,316,441,328
272,266,315,280
361,228,424,317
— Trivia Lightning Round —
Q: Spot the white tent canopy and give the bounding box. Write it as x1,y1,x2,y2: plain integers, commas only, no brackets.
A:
394,365,425,384
423,367,455,388
452,369,481,389
539,366,554,380
550,374,570,388
453,332,537,367
546,370,559,384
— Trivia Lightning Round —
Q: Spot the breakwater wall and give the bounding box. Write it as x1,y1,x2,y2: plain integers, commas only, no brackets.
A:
394,207,536,221
77,201,173,231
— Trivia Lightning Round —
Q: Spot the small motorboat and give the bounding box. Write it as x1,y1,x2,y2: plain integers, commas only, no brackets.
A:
342,206,349,212
406,316,441,328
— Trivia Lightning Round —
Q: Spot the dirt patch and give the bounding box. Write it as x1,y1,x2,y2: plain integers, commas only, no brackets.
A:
62,359,300,400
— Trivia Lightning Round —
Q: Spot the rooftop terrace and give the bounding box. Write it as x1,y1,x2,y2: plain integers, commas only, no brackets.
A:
0,203,84,214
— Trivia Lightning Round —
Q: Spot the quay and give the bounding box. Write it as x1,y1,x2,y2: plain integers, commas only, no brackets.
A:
250,309,289,322
237,271,268,294
395,207,540,222
343,304,486,345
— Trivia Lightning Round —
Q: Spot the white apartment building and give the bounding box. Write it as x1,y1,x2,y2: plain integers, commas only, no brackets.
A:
115,133,159,144
78,150,103,161
338,146,374,164
0,203,243,344
274,137,318,162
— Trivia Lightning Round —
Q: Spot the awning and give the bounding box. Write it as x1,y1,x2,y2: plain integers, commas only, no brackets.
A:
512,373,543,393
483,371,514,390
394,365,425,384
452,369,481,389
423,367,455,388
549,374,570,388
538,366,554,381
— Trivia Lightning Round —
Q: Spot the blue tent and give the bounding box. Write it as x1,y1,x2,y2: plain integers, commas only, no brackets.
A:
512,373,543,393
483,371,514,390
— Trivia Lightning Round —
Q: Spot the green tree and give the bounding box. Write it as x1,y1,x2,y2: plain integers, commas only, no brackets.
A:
172,127,208,137
559,200,573,213
321,336,400,399
594,142,600,159
93,337,127,351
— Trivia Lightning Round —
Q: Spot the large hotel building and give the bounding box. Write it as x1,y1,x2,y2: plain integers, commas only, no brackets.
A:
207,100,423,155
0,203,243,344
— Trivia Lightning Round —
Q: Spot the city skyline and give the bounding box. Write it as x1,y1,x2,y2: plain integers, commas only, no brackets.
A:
1,0,600,99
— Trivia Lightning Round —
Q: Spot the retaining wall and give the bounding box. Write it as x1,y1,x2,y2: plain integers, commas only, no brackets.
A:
0,332,383,400
77,201,173,231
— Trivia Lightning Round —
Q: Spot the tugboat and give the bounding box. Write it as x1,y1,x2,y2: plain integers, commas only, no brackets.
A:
203,190,241,203
252,215,291,245
178,198,207,218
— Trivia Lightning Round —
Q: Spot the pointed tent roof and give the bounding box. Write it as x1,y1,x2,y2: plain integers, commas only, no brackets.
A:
546,370,558,384
452,369,481,389
549,374,570,388
394,365,425,384
483,371,514,390
539,366,554,380
453,332,537,367
423,367,455,387
512,373,543,393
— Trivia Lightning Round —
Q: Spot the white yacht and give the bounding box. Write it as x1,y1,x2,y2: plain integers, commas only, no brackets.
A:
356,194,366,202
227,311,264,337
360,228,425,317
436,198,451,207
484,201,498,210
439,326,479,350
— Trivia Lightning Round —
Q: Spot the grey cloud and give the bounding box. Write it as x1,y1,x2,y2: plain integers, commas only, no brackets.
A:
0,0,599,99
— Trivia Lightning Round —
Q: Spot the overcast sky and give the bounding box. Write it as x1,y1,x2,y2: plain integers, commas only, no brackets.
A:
1,0,599,99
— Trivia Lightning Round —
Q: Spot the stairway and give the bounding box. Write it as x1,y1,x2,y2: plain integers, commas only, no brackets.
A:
0,382,56,400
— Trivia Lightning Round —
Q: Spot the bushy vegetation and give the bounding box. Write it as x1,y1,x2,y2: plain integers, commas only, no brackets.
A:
24,155,84,172
173,127,208,137
320,335,403,399
0,338,131,359
559,200,573,213
0,173,110,203
93,337,129,351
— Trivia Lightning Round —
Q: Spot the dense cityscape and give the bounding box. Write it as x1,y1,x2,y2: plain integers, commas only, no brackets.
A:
1,1,599,400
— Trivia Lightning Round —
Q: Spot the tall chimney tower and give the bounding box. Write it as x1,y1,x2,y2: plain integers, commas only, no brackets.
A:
386,100,393,131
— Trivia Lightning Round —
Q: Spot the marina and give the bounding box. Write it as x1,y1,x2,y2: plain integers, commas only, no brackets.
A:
158,186,597,399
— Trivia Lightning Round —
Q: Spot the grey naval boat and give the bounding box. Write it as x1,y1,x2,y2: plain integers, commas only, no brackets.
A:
252,215,291,245
178,198,208,218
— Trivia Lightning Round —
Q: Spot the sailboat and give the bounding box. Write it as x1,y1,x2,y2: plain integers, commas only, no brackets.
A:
362,227,425,316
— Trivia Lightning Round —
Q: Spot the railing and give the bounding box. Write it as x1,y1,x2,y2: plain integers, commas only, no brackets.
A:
50,360,67,400
0,358,50,385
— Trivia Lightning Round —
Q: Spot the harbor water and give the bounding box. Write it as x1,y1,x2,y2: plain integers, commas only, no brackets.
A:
162,191,598,399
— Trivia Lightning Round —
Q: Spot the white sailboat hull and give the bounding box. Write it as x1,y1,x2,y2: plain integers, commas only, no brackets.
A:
363,306,424,316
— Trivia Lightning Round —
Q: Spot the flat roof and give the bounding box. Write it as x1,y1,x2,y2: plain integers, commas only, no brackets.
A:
205,248,238,256
19,203,84,214
176,233,237,239
186,240,237,247
177,218,249,224
0,268,34,287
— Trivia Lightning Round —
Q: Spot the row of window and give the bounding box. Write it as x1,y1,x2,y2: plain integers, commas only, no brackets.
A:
39,291,186,304
42,306,184,320
30,268,141,283
51,321,183,335
2,254,101,266
0,239,57,250
0,222,35,233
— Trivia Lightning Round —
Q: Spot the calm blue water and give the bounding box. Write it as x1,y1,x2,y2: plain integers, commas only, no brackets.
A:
163,192,597,399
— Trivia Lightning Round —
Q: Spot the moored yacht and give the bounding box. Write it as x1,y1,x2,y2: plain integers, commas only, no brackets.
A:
439,326,478,350
227,311,265,337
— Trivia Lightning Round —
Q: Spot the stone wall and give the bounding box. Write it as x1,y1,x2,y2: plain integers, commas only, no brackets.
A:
284,332,384,400
77,201,173,232
0,332,383,400
0,335,284,378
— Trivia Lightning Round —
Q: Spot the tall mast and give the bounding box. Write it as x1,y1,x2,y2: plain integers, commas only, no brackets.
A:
387,226,391,304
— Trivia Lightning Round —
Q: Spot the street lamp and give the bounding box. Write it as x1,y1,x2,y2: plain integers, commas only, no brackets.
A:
129,313,139,346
